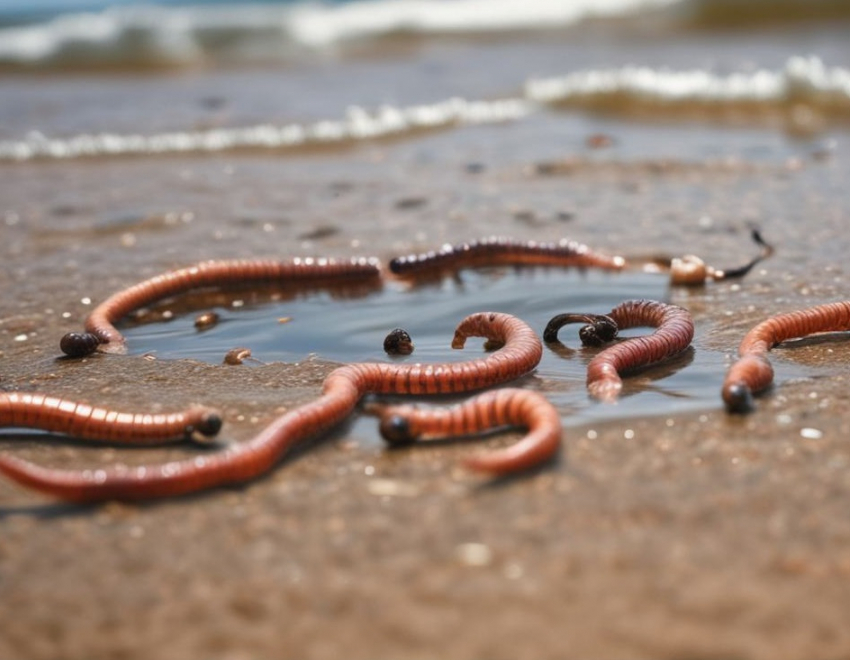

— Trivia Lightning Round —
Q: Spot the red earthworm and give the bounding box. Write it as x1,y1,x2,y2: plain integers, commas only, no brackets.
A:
545,299,694,401
61,257,382,356
0,392,221,443
371,388,561,475
1,312,542,502
388,236,625,277
722,301,850,413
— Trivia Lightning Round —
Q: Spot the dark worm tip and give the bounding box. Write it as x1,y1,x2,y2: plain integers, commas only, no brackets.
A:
723,383,754,414
379,414,416,445
197,413,224,437
383,328,414,356
59,331,101,358
579,317,618,347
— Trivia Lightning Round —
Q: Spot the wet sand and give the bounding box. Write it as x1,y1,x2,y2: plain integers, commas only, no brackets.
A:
2,132,850,660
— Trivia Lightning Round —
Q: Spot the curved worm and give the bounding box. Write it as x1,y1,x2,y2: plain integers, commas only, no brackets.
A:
722,301,850,413
0,392,222,443
545,299,694,401
372,388,561,475
389,236,625,277
1,312,542,502
62,257,382,356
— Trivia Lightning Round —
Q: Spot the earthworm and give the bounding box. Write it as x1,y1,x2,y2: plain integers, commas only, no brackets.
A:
61,257,382,356
371,388,561,475
722,301,850,413
0,392,222,443
544,299,694,401
388,236,625,277
1,312,542,502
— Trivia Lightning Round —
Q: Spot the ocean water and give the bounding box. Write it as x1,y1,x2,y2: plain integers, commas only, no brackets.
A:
0,0,848,160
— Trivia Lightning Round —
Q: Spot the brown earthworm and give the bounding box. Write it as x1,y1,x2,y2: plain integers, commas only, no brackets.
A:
388,236,625,277
61,257,382,356
1,312,542,502
0,392,222,443
722,301,850,413
371,388,561,475
544,299,694,401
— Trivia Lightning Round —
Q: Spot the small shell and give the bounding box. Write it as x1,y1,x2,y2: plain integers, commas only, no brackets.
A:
670,255,710,286
194,311,220,331
223,347,253,365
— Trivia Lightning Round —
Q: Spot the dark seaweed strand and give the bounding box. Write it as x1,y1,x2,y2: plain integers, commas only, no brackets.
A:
712,228,775,280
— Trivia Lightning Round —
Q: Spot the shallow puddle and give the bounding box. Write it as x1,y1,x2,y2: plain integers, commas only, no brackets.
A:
120,266,739,439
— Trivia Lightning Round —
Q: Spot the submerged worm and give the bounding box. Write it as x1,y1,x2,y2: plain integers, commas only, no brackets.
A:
1,312,542,502
0,392,221,443
389,236,625,276
722,301,850,413
545,299,694,401
62,257,382,355
373,388,561,475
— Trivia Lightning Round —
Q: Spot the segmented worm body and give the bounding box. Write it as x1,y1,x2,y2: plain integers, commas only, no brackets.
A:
722,301,850,413
0,392,221,443
1,313,542,502
389,236,625,277
545,299,694,401
63,257,382,355
374,388,561,475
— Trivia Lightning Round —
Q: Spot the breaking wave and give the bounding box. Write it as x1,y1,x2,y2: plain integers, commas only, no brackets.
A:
1,56,847,161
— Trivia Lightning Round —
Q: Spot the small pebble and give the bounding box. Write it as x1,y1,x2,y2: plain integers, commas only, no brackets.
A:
194,311,220,331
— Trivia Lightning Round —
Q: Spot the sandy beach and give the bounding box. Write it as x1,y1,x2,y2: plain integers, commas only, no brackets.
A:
2,2,850,658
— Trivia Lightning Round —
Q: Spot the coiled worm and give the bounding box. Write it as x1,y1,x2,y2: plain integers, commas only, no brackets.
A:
722,300,850,413
544,299,695,401
1,312,542,502
372,387,561,475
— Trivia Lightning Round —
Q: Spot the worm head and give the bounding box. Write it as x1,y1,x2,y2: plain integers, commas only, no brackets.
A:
722,382,755,414
379,413,418,445
194,411,224,439
59,331,101,358
578,316,619,346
